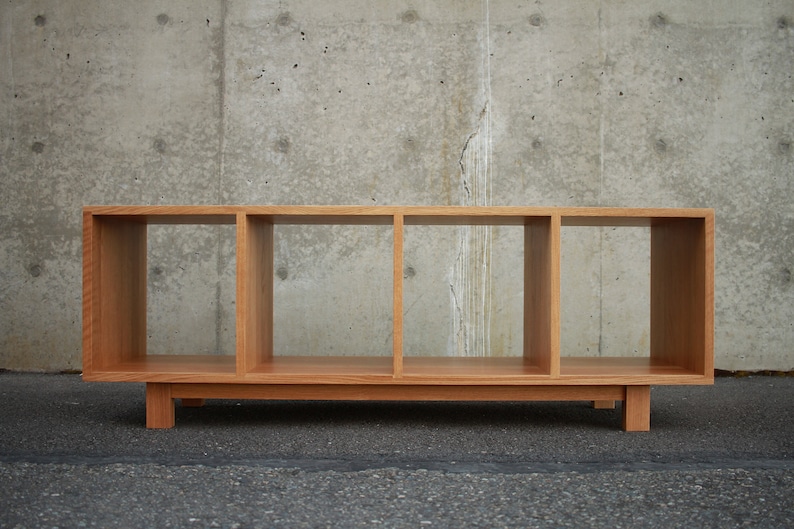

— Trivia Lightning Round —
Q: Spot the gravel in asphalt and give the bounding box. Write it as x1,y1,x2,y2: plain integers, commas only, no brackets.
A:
1,373,792,528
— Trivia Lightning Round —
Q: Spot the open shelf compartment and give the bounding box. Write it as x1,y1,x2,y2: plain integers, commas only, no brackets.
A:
398,212,557,379
82,207,238,381
558,210,714,381
239,209,396,380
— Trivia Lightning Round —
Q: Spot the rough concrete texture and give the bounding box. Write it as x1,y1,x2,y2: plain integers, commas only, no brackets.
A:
0,1,792,370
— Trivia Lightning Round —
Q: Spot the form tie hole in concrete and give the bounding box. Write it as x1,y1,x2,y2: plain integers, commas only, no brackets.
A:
404,266,416,279
156,14,169,26
778,140,791,155
529,14,544,27
276,267,288,280
532,138,543,150
34,15,46,27
401,10,419,24
29,264,42,278
276,12,292,27
276,137,291,154
655,139,668,153
777,17,789,30
153,138,167,154
31,142,45,154
651,13,668,28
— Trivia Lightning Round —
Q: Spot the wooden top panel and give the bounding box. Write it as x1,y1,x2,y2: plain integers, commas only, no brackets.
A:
561,207,713,226
84,206,238,224
253,215,395,226
85,205,713,225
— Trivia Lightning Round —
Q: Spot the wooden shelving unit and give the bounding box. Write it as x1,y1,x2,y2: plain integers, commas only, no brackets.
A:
83,205,714,431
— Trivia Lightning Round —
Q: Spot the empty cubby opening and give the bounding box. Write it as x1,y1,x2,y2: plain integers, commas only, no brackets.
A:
271,223,394,357
560,225,650,359
402,223,525,358
146,223,237,357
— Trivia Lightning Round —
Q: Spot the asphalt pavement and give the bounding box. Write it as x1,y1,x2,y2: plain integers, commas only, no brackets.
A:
1,372,792,528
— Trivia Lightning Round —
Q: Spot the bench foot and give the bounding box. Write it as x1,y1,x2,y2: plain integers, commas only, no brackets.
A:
622,386,650,432
146,383,175,429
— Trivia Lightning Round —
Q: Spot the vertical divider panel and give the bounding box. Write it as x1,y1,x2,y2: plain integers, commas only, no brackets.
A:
237,212,274,376
523,214,559,377
92,216,147,370
550,213,561,377
235,212,247,376
393,213,404,378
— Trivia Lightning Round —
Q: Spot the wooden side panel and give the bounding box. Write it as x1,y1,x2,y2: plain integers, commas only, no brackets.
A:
82,211,96,376
523,215,558,376
650,217,713,377
239,214,274,373
703,213,715,378
393,214,404,378
91,217,147,370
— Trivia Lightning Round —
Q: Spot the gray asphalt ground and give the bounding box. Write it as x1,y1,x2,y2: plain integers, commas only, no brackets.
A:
0,372,792,528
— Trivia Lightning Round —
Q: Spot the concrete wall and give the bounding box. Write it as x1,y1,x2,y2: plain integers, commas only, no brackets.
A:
1,0,791,371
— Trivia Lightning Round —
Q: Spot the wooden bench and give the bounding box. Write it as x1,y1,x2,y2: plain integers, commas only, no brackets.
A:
83,206,714,431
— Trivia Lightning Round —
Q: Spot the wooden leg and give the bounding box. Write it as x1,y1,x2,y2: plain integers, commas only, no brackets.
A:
622,386,650,432
592,400,615,409
146,383,175,429
181,398,205,408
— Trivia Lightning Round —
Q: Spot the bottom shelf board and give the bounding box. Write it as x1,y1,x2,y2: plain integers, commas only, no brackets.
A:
248,356,393,376
94,355,237,375
402,356,546,377
86,354,707,383
560,356,701,377
248,356,546,378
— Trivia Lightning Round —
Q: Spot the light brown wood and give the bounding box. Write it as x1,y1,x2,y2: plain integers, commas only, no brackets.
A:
592,400,615,409
239,214,274,374
561,207,713,226
393,214,404,378
622,385,651,431
82,210,96,376
82,205,714,431
90,354,235,374
650,216,714,379
146,383,175,429
244,205,395,225
82,205,239,223
402,357,546,377
171,382,626,402
248,356,393,376
92,216,147,372
560,356,700,376
523,215,558,376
